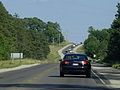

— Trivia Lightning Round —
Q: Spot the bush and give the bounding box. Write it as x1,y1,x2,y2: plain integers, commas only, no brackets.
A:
112,64,120,69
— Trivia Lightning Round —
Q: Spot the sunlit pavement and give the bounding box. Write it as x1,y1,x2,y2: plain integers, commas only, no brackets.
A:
92,64,120,89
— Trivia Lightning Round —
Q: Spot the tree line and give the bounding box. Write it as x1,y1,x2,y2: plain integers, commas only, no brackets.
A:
0,1,64,60
84,3,120,64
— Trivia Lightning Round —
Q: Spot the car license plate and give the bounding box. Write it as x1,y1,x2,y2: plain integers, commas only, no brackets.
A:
73,63,78,66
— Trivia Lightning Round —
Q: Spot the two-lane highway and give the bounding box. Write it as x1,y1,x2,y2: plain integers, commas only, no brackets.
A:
0,63,111,90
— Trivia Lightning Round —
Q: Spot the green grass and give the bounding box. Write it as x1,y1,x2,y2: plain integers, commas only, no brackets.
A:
0,41,70,69
0,59,40,69
46,41,70,63
76,45,85,54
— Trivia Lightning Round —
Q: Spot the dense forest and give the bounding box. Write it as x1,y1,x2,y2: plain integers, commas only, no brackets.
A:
84,3,120,64
0,1,64,60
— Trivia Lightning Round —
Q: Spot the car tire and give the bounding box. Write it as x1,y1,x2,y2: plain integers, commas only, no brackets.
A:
60,71,64,77
86,71,91,78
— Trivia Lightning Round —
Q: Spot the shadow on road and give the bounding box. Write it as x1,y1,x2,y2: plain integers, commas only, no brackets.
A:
0,84,116,90
48,75,86,78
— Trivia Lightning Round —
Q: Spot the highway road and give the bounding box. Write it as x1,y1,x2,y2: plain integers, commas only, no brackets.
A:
0,63,112,90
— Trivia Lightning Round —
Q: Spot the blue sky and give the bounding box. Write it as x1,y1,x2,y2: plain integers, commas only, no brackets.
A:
1,0,120,43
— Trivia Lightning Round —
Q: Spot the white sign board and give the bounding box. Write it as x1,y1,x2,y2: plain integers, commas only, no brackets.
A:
11,53,23,60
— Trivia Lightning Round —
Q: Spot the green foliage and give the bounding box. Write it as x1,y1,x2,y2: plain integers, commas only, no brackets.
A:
112,64,120,69
85,3,120,64
84,35,100,54
84,26,110,60
0,1,64,60
0,34,10,60
106,29,120,63
44,21,64,44
23,17,46,32
111,3,120,29
106,3,120,64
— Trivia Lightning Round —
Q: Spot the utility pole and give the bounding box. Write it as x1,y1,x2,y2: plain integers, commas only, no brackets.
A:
59,33,61,46
53,37,55,47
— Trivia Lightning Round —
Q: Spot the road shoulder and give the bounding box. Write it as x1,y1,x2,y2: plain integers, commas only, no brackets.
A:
92,64,120,89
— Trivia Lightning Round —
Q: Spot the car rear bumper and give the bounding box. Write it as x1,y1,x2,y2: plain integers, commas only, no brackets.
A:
61,66,91,75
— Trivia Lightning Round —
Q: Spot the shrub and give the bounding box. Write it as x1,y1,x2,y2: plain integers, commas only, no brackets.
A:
112,64,120,69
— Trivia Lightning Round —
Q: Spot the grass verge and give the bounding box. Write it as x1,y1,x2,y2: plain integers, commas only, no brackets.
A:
112,64,120,69
0,59,40,69
76,45,85,54
46,41,70,63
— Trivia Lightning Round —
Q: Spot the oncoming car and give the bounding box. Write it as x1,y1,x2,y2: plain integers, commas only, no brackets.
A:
59,54,91,78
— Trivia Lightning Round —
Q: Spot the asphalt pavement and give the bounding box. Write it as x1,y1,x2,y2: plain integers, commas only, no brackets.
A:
0,63,111,90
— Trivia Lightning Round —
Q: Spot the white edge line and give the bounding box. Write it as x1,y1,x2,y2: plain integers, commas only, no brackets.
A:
92,70,106,85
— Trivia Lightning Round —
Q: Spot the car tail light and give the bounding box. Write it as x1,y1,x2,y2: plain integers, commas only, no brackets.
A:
63,60,70,65
82,60,89,65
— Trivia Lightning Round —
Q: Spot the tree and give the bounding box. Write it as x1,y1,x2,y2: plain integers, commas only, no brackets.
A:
23,17,46,32
84,35,100,57
106,3,120,63
0,1,13,60
22,17,51,59
106,29,120,63
84,27,110,60
0,1,64,60
44,21,64,44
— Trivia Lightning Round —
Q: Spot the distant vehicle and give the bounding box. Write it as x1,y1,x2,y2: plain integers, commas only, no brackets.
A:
72,44,76,47
59,54,91,78
68,48,72,51
80,42,83,44
69,50,74,53
75,43,78,46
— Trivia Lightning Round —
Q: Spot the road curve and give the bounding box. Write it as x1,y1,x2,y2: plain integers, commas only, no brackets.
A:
0,63,111,90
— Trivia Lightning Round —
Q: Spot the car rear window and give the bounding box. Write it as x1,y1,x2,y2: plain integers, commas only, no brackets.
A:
63,54,88,61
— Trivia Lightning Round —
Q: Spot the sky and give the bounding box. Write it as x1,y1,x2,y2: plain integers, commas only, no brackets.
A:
1,0,120,43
